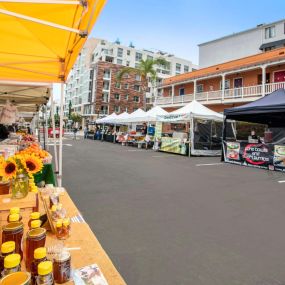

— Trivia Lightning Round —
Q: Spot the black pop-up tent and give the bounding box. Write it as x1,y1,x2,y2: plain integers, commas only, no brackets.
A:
224,88,285,128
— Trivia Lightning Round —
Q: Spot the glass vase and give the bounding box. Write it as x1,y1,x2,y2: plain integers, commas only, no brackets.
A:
10,174,29,199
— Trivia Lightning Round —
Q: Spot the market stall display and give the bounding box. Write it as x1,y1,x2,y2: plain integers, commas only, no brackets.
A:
156,100,224,156
223,88,285,171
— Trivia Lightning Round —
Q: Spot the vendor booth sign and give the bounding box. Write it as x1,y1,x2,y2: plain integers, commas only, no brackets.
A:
160,137,187,155
223,141,284,170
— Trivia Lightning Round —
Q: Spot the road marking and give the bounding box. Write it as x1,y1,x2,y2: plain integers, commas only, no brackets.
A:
196,163,223,166
47,143,72,146
278,180,285,183
152,155,176,158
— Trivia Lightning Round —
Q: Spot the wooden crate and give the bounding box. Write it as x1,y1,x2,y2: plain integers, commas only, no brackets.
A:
0,192,39,240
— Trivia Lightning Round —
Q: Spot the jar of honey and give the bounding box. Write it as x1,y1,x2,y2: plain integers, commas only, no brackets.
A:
55,219,64,240
36,261,54,285
7,207,22,222
49,192,59,209
0,271,31,285
53,251,71,284
2,221,24,260
0,241,15,273
31,247,48,285
2,253,21,277
25,226,46,271
28,212,41,229
62,218,71,239
8,213,20,223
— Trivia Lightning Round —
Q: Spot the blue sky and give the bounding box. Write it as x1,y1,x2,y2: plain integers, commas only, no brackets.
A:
54,0,285,100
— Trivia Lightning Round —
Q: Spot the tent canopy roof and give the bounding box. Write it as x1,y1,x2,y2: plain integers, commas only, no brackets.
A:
224,88,285,127
96,112,117,124
0,0,106,83
0,82,51,112
118,108,146,123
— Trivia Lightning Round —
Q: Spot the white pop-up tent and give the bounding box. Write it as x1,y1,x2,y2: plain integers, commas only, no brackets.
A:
157,100,224,156
96,112,118,124
125,106,169,123
116,109,146,124
113,112,130,124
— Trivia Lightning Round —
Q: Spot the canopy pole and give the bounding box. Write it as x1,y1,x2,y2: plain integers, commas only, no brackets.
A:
58,83,64,187
45,104,49,151
50,94,59,175
221,116,227,162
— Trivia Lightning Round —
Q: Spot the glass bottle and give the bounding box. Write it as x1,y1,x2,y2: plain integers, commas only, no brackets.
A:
2,253,21,277
25,223,46,271
55,219,64,240
53,251,71,284
2,221,24,260
36,261,54,285
7,207,22,222
28,212,41,229
0,241,15,273
62,218,71,239
31,247,48,285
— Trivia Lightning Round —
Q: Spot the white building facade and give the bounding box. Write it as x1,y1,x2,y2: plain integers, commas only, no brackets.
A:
64,38,197,120
199,19,285,68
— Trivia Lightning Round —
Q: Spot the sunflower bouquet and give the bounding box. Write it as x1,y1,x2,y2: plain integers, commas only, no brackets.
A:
0,153,43,198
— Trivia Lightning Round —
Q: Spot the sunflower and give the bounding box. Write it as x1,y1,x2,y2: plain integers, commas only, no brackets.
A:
1,159,17,179
23,155,43,174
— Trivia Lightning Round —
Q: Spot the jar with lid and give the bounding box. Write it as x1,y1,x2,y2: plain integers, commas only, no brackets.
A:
49,192,59,209
31,247,48,285
36,261,54,285
53,251,71,284
0,241,15,273
2,253,21,277
25,222,46,271
55,219,64,239
7,207,22,222
51,205,57,221
62,218,71,239
2,221,24,259
28,212,41,229
0,271,31,285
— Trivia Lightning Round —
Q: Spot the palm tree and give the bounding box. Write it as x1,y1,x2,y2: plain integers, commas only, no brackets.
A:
117,58,168,111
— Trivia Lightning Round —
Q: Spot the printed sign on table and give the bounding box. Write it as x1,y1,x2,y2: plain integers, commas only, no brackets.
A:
274,145,285,171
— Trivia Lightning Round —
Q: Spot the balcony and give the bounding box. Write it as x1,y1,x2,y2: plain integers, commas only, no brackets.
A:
155,82,285,107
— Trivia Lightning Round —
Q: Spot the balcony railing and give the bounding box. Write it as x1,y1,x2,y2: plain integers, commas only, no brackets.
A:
155,81,285,106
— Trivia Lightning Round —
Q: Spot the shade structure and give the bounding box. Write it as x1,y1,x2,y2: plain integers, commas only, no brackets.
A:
96,112,118,124
0,82,51,112
113,111,130,124
118,108,146,124
224,88,285,127
128,106,168,123
0,0,106,83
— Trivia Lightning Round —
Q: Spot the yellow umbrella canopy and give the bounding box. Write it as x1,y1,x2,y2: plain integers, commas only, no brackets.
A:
0,0,106,83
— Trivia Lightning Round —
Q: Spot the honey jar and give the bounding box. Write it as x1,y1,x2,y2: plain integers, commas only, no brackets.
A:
0,271,31,285
0,241,15,273
2,221,24,259
2,253,21,277
31,247,48,285
37,261,54,285
53,251,71,284
28,212,41,229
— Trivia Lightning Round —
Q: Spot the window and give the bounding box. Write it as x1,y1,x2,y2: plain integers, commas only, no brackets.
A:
125,94,129,100
147,55,153,60
134,85,140,92
115,82,121,89
179,88,185,96
103,69,110,79
114,93,120,100
124,84,129,89
196,84,203,93
133,96,140,102
102,93,109,102
100,105,108,115
127,50,131,56
176,63,181,72
117,48,123,57
123,73,129,79
146,98,151,104
220,79,230,89
168,89,172,96
135,52,142,61
126,61,130,67
103,81,110,90
184,65,189,73
265,26,275,39
114,106,120,113
135,74,141,81
125,107,128,112
133,107,138,111
117,59,123,65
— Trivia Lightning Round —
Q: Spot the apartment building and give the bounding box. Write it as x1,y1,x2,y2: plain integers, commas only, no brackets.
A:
156,47,285,113
199,19,285,67
64,38,197,123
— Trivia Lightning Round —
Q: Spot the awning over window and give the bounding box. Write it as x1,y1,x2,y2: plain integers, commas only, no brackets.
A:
259,39,285,50
0,0,106,83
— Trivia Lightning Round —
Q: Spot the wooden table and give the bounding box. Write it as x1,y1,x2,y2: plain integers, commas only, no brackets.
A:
41,189,127,285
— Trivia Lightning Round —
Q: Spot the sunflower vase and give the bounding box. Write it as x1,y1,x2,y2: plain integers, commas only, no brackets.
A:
10,174,29,199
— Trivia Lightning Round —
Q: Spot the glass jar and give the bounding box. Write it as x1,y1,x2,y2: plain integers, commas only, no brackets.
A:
10,174,29,199
55,219,64,240
0,271,31,285
31,247,48,285
7,207,22,222
25,227,46,271
53,251,71,284
2,253,21,277
0,241,15,273
28,212,41,229
62,218,71,239
8,213,19,223
2,222,24,260
0,181,10,195
36,261,54,285
49,192,59,209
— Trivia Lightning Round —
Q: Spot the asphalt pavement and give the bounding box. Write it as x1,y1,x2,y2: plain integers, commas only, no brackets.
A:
61,137,285,285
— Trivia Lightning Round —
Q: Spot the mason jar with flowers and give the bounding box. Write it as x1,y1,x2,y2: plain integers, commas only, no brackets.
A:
0,154,43,199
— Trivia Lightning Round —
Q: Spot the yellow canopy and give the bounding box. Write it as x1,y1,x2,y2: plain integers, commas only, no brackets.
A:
0,0,106,83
